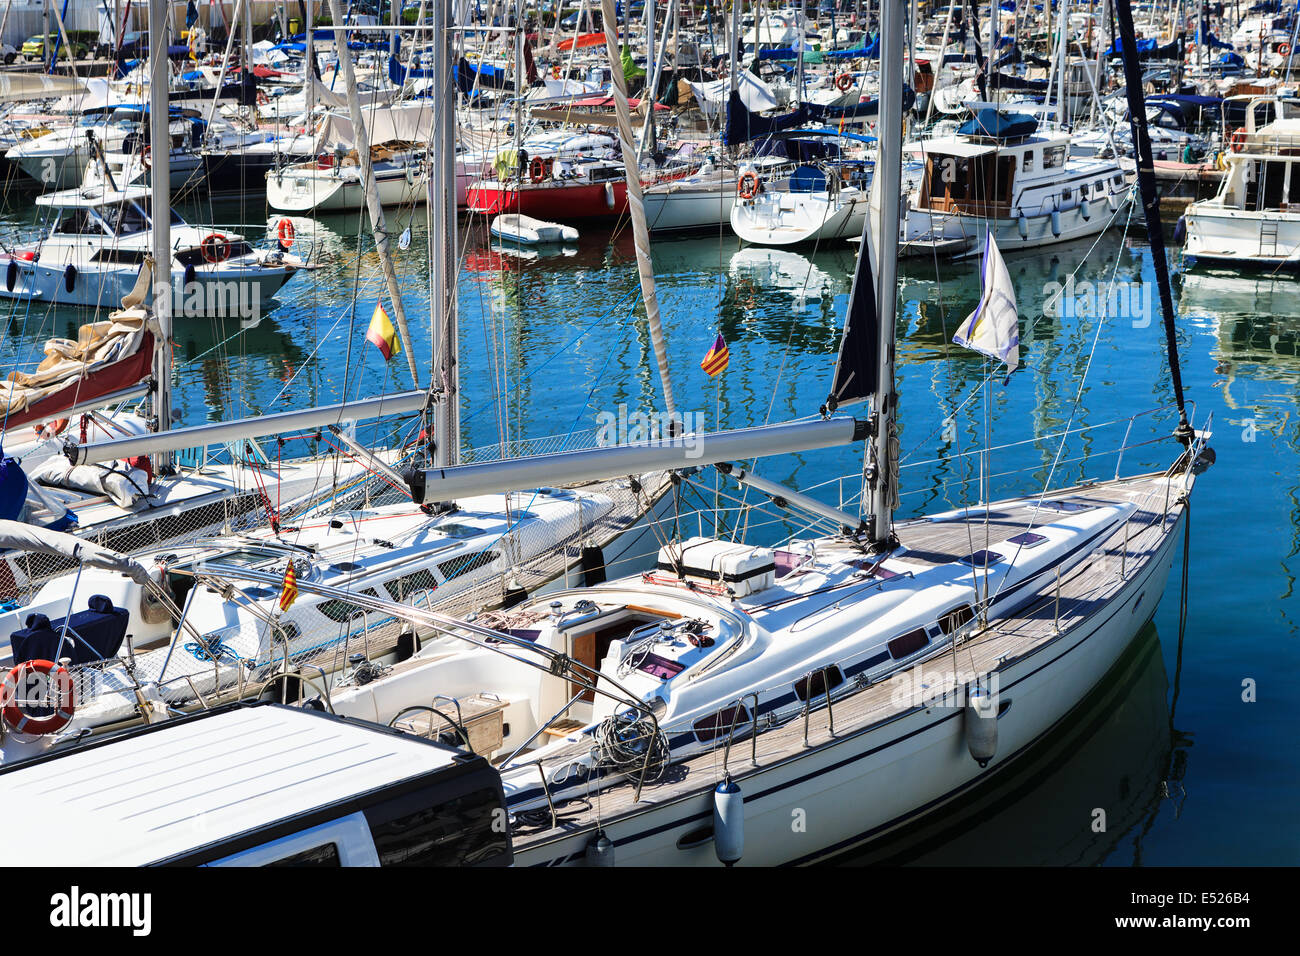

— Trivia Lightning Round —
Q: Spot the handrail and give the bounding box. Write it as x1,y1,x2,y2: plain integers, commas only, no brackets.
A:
720,692,760,775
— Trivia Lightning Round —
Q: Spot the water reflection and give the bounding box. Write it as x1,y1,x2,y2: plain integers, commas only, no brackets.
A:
834,626,1187,866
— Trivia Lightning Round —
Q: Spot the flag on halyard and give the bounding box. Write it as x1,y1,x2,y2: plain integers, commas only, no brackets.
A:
279,562,298,612
701,332,729,376
953,231,1020,374
366,302,402,361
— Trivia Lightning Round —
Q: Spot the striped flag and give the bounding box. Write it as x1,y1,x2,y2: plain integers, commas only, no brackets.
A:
279,562,298,612
366,302,402,361
700,332,729,376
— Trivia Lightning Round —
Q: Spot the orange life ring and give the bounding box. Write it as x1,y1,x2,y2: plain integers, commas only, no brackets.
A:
1230,127,1248,152
201,232,231,263
738,170,760,200
529,157,548,183
33,417,69,441
836,73,854,92
142,144,151,168
1280,42,1292,56
276,217,295,250
2,659,75,736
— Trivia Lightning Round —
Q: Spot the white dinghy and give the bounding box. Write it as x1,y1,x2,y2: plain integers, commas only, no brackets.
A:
489,214,580,245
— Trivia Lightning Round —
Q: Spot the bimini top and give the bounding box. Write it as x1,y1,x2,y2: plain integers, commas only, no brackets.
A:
957,108,1039,140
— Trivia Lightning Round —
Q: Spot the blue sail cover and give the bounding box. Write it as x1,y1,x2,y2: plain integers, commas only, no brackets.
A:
756,47,798,61
826,37,879,59
724,88,913,144
1196,31,1234,50
0,449,27,523
958,108,1039,139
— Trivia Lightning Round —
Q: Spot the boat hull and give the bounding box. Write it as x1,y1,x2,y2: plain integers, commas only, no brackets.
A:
514,498,1187,866
1184,204,1300,269
467,179,628,220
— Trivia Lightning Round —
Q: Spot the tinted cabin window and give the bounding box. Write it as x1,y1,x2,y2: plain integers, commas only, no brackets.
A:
438,550,499,582
385,567,437,600
694,703,751,742
939,605,975,634
1258,160,1287,210
369,788,509,866
264,842,342,866
888,628,929,659
794,666,845,701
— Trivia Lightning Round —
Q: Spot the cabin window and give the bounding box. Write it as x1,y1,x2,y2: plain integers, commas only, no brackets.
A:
264,842,341,866
939,604,975,635
367,788,509,866
1094,180,1105,196
1249,160,1287,210
1288,164,1300,204
384,567,437,600
1111,174,1125,188
54,210,92,234
960,550,1004,567
438,549,499,582
888,628,929,659
794,666,845,701
316,588,380,622
694,703,751,743
1043,146,1066,169
1061,188,1072,203
1022,152,1034,172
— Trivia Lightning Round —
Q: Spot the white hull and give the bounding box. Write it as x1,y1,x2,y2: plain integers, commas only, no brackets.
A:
731,191,868,246
267,166,430,213
1184,204,1300,268
904,199,1122,254
643,184,737,233
0,260,296,313
515,501,1187,866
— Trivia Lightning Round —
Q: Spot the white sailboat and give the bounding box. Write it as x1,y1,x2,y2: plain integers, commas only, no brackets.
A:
275,0,1214,867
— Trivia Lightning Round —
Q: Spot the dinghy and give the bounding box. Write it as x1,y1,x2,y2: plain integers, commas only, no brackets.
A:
489,214,580,245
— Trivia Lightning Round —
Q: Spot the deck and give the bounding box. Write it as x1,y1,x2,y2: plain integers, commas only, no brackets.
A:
508,471,1188,857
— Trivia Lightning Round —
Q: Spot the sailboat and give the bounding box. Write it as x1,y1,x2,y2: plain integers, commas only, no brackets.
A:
254,0,1214,866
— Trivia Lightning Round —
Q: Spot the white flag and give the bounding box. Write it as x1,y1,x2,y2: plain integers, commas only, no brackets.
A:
954,231,1020,373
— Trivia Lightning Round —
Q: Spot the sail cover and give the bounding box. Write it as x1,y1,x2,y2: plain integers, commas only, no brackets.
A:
954,232,1020,372
0,308,156,431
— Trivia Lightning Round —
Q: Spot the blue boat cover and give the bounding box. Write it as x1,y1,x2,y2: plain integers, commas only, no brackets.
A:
10,596,129,667
957,108,1039,139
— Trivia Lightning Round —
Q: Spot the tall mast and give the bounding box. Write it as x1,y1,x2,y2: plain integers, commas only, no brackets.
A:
325,0,421,387
597,0,678,423
1114,0,1192,441
429,0,459,468
149,0,172,455
866,0,904,548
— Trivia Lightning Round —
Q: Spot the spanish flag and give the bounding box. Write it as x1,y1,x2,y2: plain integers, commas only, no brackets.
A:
700,332,729,376
279,562,298,612
366,302,402,361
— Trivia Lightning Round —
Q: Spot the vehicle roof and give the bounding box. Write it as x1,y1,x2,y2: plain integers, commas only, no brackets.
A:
0,705,464,866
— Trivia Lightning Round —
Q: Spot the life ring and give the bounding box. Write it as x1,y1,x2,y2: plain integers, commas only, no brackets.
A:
276,217,295,250
738,170,760,200
1230,127,1248,152
529,157,548,183
33,418,69,441
1280,42,1291,56
836,73,854,92
201,232,231,263
2,659,75,736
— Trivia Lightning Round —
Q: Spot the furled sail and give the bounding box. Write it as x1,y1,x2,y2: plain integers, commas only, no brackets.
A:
953,232,1020,373
825,195,880,412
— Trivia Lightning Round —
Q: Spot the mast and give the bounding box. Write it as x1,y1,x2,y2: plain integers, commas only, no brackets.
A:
149,0,172,456
597,0,678,423
1114,0,1191,442
866,0,904,548
325,0,421,387
429,0,459,469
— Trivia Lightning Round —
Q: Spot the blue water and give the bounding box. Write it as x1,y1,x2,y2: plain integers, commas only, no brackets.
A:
1,187,1295,865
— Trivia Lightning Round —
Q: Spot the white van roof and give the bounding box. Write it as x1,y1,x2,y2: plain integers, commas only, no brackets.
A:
0,705,464,866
